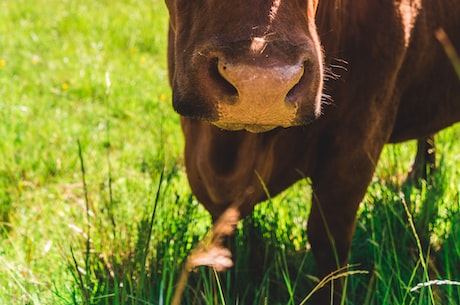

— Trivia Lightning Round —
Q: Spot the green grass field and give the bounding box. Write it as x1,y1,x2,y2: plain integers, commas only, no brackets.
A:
1,1,459,304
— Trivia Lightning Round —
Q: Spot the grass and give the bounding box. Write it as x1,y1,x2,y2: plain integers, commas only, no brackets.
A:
0,0,459,304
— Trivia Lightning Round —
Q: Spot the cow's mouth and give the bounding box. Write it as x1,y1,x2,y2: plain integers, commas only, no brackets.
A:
212,122,277,133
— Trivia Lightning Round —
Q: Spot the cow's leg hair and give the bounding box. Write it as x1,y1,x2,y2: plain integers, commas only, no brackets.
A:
171,207,239,305
172,188,254,305
186,186,254,271
186,207,239,271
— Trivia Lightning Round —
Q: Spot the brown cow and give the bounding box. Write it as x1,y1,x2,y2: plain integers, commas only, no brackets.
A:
165,0,460,303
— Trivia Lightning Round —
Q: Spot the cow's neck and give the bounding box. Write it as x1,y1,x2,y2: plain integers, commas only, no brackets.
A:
316,0,343,52
316,0,401,62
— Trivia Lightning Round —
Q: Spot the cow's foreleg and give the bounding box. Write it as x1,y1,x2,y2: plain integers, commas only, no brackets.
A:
307,144,381,304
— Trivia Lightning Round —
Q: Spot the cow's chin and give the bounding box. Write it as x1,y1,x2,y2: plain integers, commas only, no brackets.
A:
212,122,277,133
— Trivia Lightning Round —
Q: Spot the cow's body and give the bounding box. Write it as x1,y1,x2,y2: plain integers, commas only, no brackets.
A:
165,0,460,302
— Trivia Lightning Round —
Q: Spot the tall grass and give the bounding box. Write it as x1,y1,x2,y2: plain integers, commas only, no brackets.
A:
0,0,459,304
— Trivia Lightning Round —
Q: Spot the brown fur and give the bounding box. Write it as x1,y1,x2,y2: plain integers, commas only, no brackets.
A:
165,0,460,303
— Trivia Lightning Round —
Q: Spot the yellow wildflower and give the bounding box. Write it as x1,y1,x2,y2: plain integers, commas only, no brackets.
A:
31,55,40,65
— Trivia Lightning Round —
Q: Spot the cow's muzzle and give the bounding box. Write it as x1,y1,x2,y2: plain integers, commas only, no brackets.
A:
210,57,307,132
172,40,323,131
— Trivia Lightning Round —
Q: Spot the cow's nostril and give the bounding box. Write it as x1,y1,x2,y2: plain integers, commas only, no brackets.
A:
209,58,238,101
286,75,303,104
286,61,307,104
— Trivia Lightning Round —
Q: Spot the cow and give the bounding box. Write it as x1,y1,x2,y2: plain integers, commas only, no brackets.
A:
164,0,460,303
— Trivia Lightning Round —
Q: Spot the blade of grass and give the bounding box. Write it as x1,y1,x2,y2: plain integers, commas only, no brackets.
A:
400,192,435,303
435,28,460,78
76,139,92,305
299,265,368,305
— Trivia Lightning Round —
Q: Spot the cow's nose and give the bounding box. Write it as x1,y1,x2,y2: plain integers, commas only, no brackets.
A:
217,59,305,105
212,57,306,131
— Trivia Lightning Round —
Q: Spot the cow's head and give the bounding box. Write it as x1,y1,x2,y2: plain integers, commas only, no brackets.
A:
165,0,323,132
